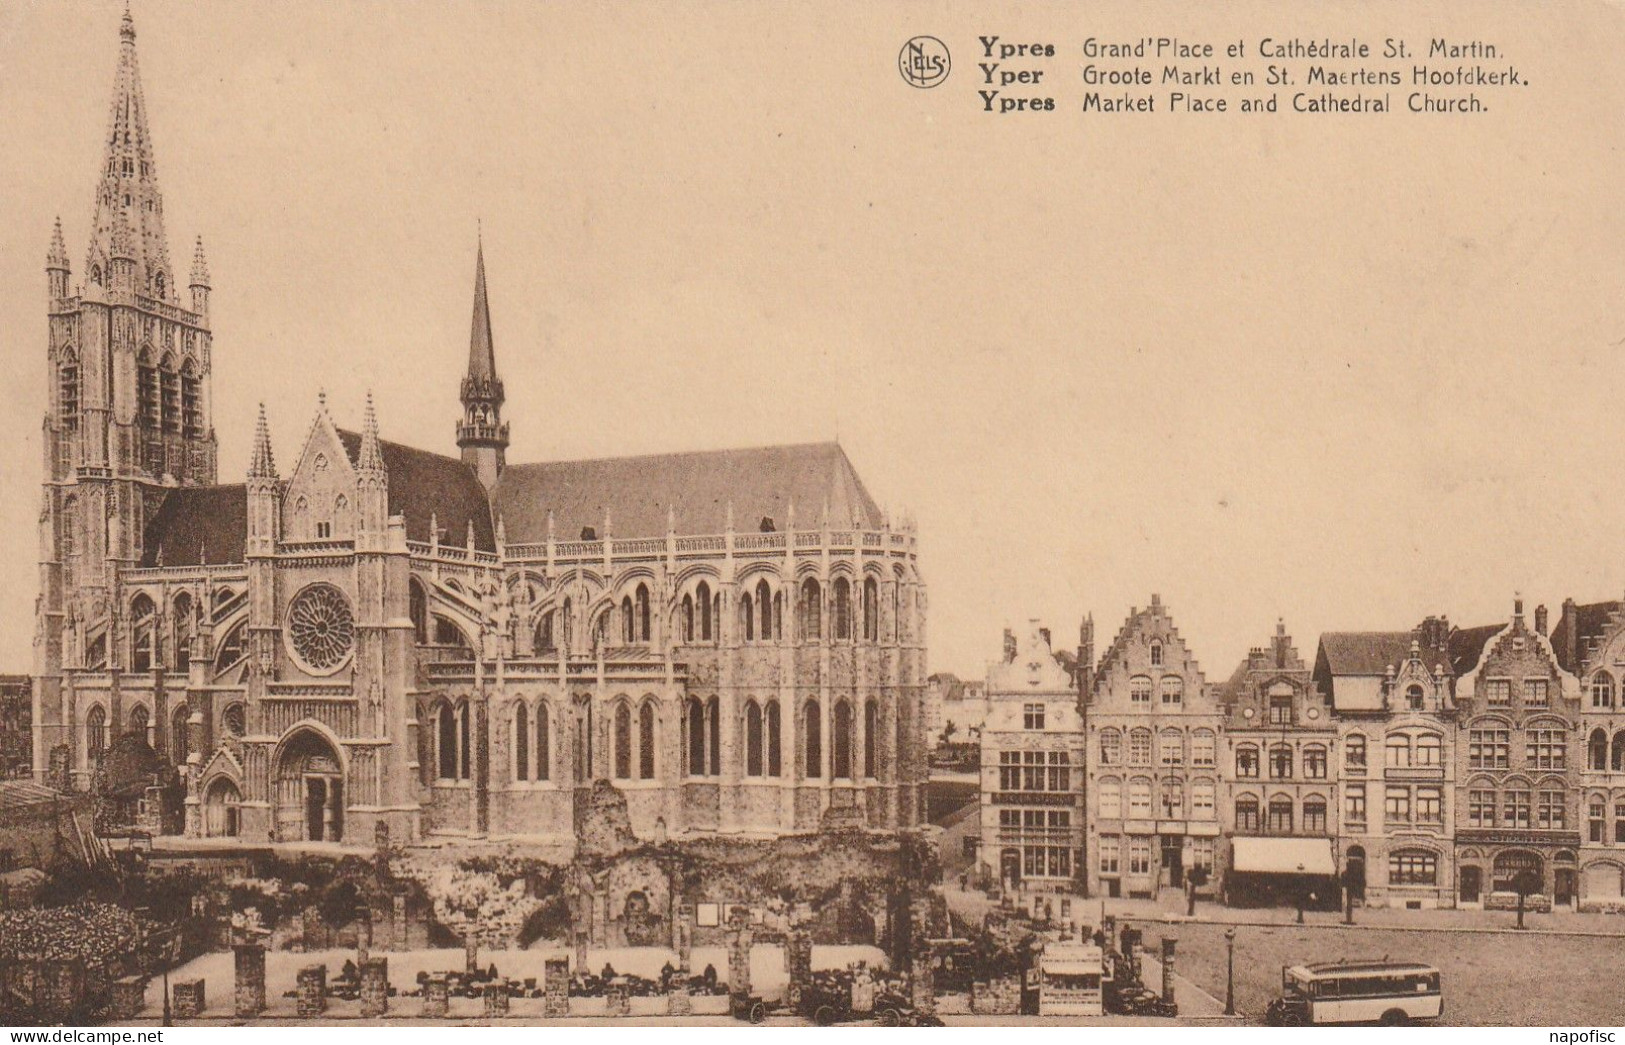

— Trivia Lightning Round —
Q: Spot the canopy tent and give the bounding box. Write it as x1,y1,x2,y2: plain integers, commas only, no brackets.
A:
1230,836,1337,876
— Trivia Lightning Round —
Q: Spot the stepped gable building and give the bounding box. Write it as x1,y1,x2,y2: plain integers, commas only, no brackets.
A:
1450,598,1581,911
976,621,1085,896
32,12,928,848
1314,617,1472,909
1551,596,1625,909
1216,621,1338,907
1084,595,1220,900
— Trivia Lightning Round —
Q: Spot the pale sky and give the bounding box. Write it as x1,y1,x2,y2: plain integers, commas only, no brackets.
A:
1,0,1623,680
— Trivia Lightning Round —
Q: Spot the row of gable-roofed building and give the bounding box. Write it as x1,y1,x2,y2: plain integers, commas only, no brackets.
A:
962,594,1625,915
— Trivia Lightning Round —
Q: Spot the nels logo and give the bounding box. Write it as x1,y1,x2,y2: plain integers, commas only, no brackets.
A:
899,36,950,88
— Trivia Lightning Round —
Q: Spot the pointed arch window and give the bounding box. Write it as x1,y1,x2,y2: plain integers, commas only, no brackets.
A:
746,700,764,777
864,698,879,777
614,703,633,779
621,597,635,643
159,362,180,434
682,594,695,643
805,700,822,778
801,578,822,640
170,705,190,762
1589,728,1608,771
128,704,149,741
766,700,782,777
863,577,879,642
832,577,852,640
687,697,706,777
409,580,428,644
59,499,77,586
1614,730,1625,773
892,579,902,643
697,582,713,641
130,594,157,673
514,703,530,781
757,579,774,641
215,623,245,673
181,364,202,439
172,592,193,671
639,701,656,780
636,584,651,642
741,591,755,641
707,695,720,776
535,704,551,781
138,355,160,429
536,610,555,653
833,699,854,779
86,705,106,761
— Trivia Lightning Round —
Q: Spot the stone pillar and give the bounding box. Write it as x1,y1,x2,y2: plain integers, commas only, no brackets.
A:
296,964,327,1018
573,930,589,975
667,984,692,1016
172,978,205,1019
605,982,630,1017
1100,915,1117,952
391,893,408,949
543,959,570,1018
465,933,479,976
724,925,753,997
909,942,936,1016
673,903,694,970
784,928,813,1009
422,974,449,1018
110,976,148,1021
233,943,266,1018
360,958,389,1018
1160,938,1176,1006
38,961,78,1024
483,983,509,1018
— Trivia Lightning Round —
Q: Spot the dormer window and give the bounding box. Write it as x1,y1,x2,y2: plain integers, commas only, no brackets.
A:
316,522,332,539
1406,684,1425,710
1150,640,1164,667
759,517,776,533
580,526,596,541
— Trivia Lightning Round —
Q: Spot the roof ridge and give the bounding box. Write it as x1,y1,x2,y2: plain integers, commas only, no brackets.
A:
503,440,844,471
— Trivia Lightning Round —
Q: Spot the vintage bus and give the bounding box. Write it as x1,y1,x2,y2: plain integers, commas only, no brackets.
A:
1266,960,1443,1025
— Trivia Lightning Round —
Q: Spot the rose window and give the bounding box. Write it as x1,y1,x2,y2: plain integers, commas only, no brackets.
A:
287,583,354,671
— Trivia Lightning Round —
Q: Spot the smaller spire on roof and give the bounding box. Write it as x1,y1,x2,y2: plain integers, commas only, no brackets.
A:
247,403,276,479
47,218,68,270
358,391,385,473
189,236,210,287
121,2,135,41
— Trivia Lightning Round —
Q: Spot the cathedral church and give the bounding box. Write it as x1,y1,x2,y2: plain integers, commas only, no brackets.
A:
31,11,928,848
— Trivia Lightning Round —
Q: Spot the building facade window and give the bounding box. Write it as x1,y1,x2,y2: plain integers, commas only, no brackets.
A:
1344,784,1366,824
1192,780,1215,819
1484,678,1512,706
1345,734,1366,769
1527,729,1567,770
1537,789,1566,830
1236,795,1259,833
1129,728,1152,765
1303,744,1328,779
1269,744,1293,780
1267,797,1293,834
1236,744,1259,778
1099,835,1121,874
1160,730,1183,766
1415,733,1442,767
1023,703,1045,730
1191,729,1216,767
1128,837,1151,875
1128,778,1153,818
1390,849,1438,886
1130,676,1152,704
1386,734,1411,768
1099,729,1121,766
1469,788,1497,828
1161,676,1184,705
1469,728,1511,769
1504,789,1532,829
1416,786,1442,823
1589,796,1606,842
1303,796,1327,834
1592,671,1616,709
1385,785,1410,824
1098,779,1122,818
1524,678,1549,706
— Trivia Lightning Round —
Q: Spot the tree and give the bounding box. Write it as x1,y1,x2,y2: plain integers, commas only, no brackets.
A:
1512,869,1541,930
938,721,959,748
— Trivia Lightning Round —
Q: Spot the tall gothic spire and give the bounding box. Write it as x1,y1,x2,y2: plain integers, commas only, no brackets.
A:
358,391,386,473
467,237,498,388
47,217,69,270
85,5,173,297
457,236,509,488
248,403,276,480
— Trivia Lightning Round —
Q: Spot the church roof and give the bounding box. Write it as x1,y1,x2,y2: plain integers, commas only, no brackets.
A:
493,441,881,541
140,484,247,567
335,430,496,551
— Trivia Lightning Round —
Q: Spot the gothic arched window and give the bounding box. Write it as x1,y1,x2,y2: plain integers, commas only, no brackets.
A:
635,584,651,643
801,578,822,640
863,577,879,641
805,700,822,778
86,705,106,761
409,580,428,644
614,703,633,780
130,594,157,673
682,594,694,643
514,703,530,782
687,697,706,777
833,699,853,779
864,698,879,777
765,699,782,777
535,704,551,781
697,582,712,641
745,700,764,777
757,579,773,640
706,695,720,776
639,701,656,780
832,577,852,640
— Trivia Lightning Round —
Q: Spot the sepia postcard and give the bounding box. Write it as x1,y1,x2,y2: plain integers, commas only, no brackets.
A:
0,0,1622,1035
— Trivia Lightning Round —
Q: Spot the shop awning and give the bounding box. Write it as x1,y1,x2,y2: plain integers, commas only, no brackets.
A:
1042,959,1103,976
1230,837,1336,876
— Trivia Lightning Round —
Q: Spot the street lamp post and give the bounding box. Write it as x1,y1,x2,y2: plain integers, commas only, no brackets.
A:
1295,863,1307,924
1223,927,1236,1016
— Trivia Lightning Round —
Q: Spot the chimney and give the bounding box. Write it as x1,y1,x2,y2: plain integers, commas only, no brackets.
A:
1003,628,1017,663
1534,604,1549,637
1039,627,1052,648
1563,597,1578,662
